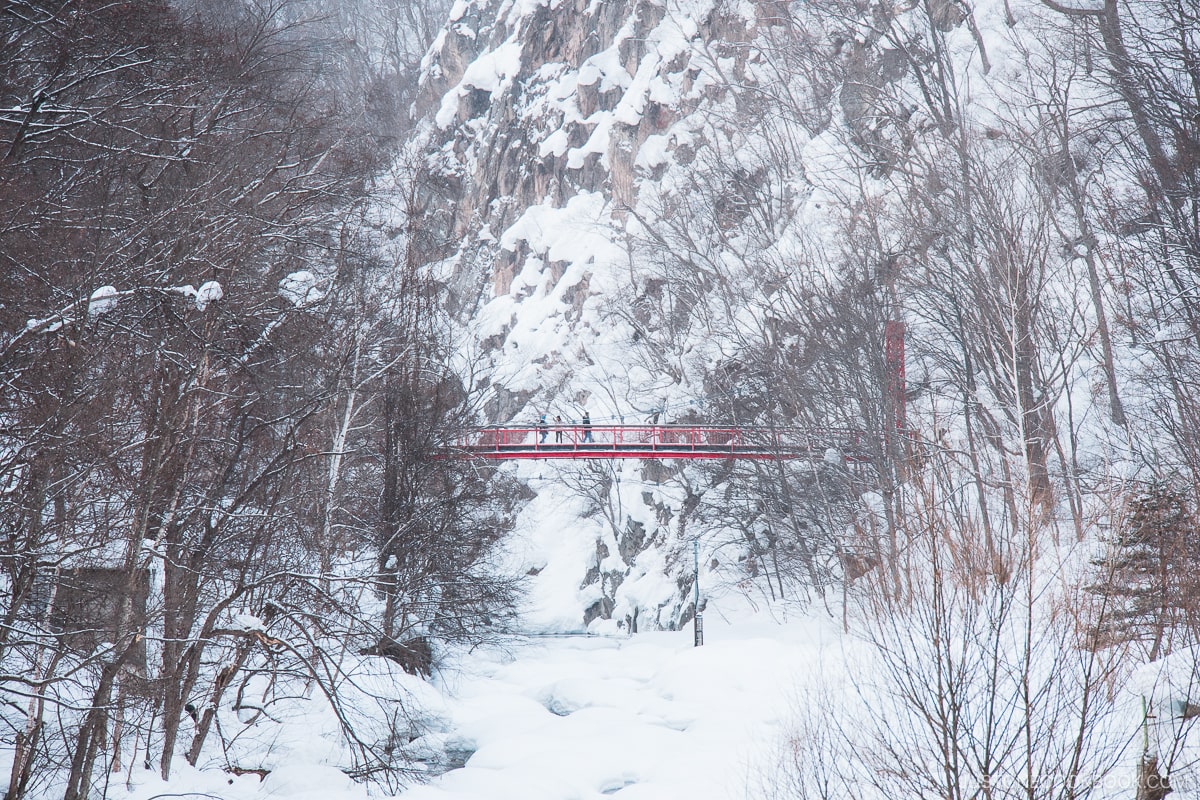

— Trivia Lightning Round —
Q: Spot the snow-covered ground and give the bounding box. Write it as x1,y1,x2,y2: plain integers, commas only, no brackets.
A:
402,612,836,800
107,603,837,800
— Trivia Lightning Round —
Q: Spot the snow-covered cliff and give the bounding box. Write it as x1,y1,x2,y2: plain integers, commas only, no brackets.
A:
406,0,787,631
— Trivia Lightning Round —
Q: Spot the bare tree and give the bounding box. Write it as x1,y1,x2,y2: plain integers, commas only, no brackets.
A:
1,2,519,796
766,476,1131,800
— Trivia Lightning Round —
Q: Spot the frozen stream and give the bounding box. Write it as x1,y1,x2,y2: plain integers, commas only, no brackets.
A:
400,616,836,800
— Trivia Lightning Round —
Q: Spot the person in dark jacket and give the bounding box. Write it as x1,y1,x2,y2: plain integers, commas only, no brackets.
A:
538,414,549,443
582,411,593,442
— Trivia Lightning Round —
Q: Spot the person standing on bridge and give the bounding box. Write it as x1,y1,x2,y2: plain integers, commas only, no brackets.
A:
538,414,549,443
582,410,593,442
554,415,564,443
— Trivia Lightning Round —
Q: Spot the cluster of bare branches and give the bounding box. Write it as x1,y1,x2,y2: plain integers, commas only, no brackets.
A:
0,1,514,796
764,479,1136,800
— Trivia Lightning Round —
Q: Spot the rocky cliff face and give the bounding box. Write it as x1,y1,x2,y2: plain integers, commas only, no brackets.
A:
414,0,770,332
403,0,786,631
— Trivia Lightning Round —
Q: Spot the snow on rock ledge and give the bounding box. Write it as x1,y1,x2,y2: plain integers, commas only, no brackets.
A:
407,0,774,633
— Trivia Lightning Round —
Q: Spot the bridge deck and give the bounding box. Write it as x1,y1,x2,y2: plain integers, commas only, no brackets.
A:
455,425,873,461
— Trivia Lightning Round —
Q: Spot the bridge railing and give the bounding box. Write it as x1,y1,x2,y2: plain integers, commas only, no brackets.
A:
461,424,744,450
458,424,875,456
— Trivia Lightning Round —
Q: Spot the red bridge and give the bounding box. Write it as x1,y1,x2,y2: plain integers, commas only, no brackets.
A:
455,425,874,461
